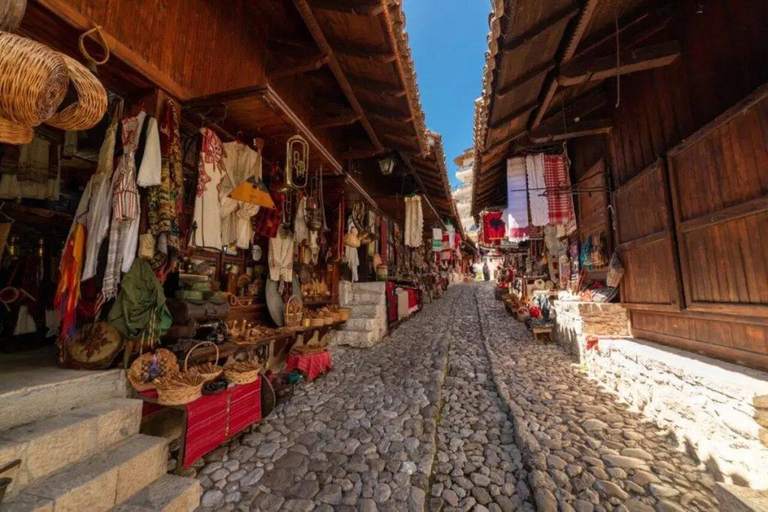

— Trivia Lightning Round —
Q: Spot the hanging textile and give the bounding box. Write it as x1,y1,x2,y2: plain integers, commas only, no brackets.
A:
268,231,294,283
293,196,309,246
432,228,442,252
525,154,549,226
481,211,505,242
404,195,423,248
543,154,575,226
104,112,159,299
344,217,360,281
220,141,262,249
0,137,61,200
252,165,284,240
380,217,389,264
148,101,184,271
504,157,529,241
55,224,85,359
193,128,226,250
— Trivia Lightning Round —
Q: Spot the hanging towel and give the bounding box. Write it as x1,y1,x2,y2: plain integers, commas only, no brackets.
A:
504,157,529,241
525,154,549,226
482,211,505,242
543,154,575,226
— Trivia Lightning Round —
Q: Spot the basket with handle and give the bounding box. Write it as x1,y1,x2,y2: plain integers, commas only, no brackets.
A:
185,341,223,382
284,295,303,329
0,115,32,145
46,54,107,130
224,360,260,385
154,372,206,406
0,31,68,126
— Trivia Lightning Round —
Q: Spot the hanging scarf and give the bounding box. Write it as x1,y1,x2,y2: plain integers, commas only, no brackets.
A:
148,100,183,272
55,224,85,362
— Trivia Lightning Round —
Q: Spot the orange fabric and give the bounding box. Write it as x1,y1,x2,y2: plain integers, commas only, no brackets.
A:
55,224,85,346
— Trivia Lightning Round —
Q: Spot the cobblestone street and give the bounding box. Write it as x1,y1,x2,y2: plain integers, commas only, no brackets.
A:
196,284,720,511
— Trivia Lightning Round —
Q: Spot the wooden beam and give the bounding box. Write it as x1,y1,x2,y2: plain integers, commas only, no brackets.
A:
310,0,385,16
490,101,539,130
531,0,600,129
347,74,406,98
268,53,329,79
267,37,317,57
537,90,607,127
187,86,268,109
366,104,414,122
381,135,420,152
339,147,381,160
558,41,681,87
529,118,613,143
497,61,555,99
329,39,396,63
292,0,383,151
502,5,580,52
314,111,362,129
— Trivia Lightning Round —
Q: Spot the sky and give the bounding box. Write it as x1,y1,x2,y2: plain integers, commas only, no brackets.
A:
402,0,490,189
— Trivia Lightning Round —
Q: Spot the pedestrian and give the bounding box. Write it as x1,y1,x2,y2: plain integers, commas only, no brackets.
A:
483,261,490,281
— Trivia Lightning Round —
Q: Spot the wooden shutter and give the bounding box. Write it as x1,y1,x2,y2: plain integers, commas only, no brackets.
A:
615,159,684,311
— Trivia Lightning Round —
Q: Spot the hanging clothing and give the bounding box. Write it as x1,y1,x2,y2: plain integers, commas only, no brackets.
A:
344,217,359,281
252,165,284,240
108,259,172,343
103,112,159,299
481,211,506,242
404,195,423,248
0,137,61,200
505,156,529,241
148,101,184,271
293,196,309,246
220,141,262,249
193,128,225,250
543,154,575,226
80,174,113,281
268,231,294,283
55,224,85,349
432,228,442,252
525,154,550,226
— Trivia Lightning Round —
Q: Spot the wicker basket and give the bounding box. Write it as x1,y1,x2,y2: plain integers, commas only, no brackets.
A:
284,295,303,329
224,360,260,385
185,341,223,382
338,308,351,321
0,115,32,144
128,348,179,393
46,54,107,130
154,372,206,406
0,31,68,125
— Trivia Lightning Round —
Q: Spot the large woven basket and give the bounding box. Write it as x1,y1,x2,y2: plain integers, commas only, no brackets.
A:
154,372,206,406
284,295,303,329
185,341,223,382
0,31,68,125
0,115,32,144
224,360,260,385
46,54,107,130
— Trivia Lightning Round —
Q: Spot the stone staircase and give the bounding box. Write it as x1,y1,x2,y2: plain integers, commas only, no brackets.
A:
334,281,388,348
0,366,200,512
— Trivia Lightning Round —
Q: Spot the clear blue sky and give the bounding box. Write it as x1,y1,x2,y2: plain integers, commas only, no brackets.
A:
402,0,490,188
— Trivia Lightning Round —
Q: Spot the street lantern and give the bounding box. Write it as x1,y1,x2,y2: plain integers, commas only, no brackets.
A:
378,155,396,175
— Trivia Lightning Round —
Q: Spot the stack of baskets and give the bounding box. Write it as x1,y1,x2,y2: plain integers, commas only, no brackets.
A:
0,30,107,144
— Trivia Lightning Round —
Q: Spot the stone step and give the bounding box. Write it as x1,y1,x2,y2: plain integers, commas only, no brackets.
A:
343,318,378,331
114,474,201,512
351,282,386,293
0,398,142,495
2,434,168,512
349,304,386,319
349,292,386,305
334,329,379,348
715,483,768,512
0,365,125,431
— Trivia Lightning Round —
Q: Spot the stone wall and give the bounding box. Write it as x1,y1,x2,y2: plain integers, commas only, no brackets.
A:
586,337,768,489
553,301,630,360
554,299,768,489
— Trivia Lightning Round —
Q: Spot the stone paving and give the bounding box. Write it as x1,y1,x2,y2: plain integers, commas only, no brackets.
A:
474,284,719,512
195,283,720,512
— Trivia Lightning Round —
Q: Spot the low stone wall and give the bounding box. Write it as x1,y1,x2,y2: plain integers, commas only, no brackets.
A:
586,337,768,489
553,301,630,360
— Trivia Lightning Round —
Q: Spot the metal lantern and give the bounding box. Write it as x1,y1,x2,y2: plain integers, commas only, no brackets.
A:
378,155,396,175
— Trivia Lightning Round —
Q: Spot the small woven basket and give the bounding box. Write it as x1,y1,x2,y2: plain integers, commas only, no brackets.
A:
0,31,68,125
154,372,206,406
46,54,107,130
127,348,179,393
224,360,260,385
284,295,303,329
185,341,223,382
0,115,32,144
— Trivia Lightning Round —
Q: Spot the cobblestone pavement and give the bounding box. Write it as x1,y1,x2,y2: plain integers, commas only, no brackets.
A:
196,283,720,512
474,284,719,512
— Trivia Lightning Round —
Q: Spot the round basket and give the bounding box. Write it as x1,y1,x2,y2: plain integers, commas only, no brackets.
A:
338,308,351,321
127,348,179,393
0,115,32,144
224,360,260,385
185,341,223,382
46,54,107,130
0,32,68,125
284,295,303,329
154,372,206,406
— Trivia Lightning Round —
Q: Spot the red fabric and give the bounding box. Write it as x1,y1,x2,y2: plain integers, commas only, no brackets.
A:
407,289,419,310
482,211,506,242
252,165,285,239
386,281,398,323
543,155,575,225
380,218,388,263
285,350,333,381
139,379,262,469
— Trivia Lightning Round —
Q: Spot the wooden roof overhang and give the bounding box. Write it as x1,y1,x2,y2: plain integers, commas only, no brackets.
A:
471,0,680,216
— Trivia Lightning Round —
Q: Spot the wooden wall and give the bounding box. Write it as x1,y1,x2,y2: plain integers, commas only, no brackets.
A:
570,0,768,370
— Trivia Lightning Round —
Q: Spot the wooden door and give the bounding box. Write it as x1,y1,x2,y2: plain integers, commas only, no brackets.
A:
667,84,768,318
614,159,684,311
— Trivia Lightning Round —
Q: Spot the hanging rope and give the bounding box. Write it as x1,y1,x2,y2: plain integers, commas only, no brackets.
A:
78,25,111,68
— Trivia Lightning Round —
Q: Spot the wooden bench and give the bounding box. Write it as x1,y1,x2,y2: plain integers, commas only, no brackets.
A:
532,326,553,342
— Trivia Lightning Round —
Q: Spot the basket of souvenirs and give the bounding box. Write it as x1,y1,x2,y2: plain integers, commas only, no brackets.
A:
224,360,261,385
154,372,206,406
128,348,179,392
284,295,303,329
184,341,223,382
